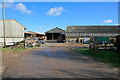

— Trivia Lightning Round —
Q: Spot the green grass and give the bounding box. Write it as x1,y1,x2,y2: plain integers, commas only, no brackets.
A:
1,48,25,51
74,48,120,68
0,46,40,51
41,44,46,46
0,43,47,51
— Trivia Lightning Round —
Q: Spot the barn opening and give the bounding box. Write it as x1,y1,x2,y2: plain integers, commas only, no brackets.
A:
45,27,65,42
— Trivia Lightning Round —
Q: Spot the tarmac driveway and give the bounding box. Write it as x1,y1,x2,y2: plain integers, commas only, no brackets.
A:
3,47,119,78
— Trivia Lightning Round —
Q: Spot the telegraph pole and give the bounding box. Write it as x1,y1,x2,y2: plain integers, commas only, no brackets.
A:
3,2,6,48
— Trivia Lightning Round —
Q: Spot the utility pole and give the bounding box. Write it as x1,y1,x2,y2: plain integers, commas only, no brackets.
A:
3,2,6,48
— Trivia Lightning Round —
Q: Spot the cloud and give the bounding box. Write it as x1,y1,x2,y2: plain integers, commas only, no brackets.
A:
0,3,2,8
7,0,15,2
104,19,112,23
47,6,64,16
16,3,31,14
40,27,43,32
115,24,120,25
0,2,32,14
0,0,15,8
6,0,15,7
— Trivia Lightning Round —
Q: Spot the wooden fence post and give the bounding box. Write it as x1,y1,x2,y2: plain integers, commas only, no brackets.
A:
105,43,107,50
2,43,3,48
93,43,95,51
96,43,99,52
24,40,26,49
14,42,15,46
89,44,91,50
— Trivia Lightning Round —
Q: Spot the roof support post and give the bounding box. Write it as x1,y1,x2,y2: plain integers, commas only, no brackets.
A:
52,33,54,40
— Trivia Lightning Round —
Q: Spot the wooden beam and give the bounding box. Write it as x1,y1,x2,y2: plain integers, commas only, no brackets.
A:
52,33,54,40
3,2,6,48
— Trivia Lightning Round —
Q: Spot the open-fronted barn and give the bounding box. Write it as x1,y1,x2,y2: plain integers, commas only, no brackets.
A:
0,19,27,46
66,25,120,43
25,31,45,40
45,27,65,42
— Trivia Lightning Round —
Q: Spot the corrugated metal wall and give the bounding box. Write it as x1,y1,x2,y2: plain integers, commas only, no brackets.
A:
66,33,120,37
0,20,24,38
0,20,25,46
0,21,3,37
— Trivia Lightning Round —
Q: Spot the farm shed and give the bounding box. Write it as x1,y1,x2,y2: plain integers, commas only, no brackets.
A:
25,31,45,40
0,19,27,46
45,27,65,42
66,25,120,43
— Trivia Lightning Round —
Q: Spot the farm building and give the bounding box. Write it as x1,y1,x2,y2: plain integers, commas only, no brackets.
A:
66,25,120,43
0,19,27,46
45,27,65,42
25,31,45,40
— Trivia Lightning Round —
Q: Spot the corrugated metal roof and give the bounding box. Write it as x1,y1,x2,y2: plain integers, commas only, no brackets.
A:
66,25,120,33
25,31,45,35
45,27,65,33
27,31,41,34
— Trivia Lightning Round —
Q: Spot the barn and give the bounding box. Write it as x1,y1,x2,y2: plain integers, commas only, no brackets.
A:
25,31,45,40
66,25,120,44
45,27,65,42
0,19,27,46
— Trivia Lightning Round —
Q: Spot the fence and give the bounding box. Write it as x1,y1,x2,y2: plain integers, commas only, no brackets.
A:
0,40,26,48
89,42,116,51
0,42,15,48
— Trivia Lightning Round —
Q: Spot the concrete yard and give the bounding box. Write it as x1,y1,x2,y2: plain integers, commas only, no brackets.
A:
2,47,119,78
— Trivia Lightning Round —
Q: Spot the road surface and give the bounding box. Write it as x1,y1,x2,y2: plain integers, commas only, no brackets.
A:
3,47,119,78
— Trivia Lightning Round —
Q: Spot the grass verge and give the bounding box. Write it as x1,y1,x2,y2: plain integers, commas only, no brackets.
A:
0,46,40,51
74,48,120,68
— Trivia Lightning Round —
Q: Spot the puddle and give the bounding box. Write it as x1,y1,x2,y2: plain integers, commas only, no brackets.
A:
40,49,50,52
30,49,77,60
30,49,53,57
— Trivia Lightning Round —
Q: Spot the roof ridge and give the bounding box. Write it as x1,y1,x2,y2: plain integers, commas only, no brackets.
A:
68,25,119,27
